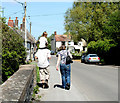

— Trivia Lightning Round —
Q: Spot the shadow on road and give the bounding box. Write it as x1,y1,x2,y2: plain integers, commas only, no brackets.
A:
37,83,49,89
54,84,64,89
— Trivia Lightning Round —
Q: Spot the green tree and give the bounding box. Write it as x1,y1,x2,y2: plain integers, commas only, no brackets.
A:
47,34,55,50
2,18,26,82
103,9,120,44
64,2,119,43
64,2,119,65
88,39,117,64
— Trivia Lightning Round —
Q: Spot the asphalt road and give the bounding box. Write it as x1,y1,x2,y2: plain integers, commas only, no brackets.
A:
72,60,118,101
37,55,118,101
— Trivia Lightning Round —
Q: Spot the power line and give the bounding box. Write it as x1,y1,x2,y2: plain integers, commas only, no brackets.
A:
14,0,24,6
14,0,24,13
28,13,65,17
6,10,23,17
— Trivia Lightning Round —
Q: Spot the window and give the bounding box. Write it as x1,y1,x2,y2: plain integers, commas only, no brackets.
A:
62,41,65,45
68,41,71,45
74,42,77,45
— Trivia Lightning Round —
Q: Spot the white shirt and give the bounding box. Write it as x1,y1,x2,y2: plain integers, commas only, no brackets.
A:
39,37,48,48
35,49,51,68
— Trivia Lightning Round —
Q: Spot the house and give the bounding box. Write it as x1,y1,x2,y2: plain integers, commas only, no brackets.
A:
51,31,87,53
51,31,73,52
8,17,36,61
68,38,87,53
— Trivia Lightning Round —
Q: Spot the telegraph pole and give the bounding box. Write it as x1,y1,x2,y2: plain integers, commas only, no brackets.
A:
2,8,4,17
14,0,27,49
28,16,31,34
24,2,27,49
30,22,31,34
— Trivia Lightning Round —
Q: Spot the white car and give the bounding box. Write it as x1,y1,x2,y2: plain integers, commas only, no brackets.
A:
85,54,100,63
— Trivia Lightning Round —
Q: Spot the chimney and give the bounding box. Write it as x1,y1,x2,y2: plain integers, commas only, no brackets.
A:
54,31,57,35
20,24,23,31
15,17,18,27
8,17,14,27
22,16,25,31
30,22,31,34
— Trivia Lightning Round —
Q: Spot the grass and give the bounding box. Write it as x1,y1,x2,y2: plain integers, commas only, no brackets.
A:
36,66,40,83
32,65,41,100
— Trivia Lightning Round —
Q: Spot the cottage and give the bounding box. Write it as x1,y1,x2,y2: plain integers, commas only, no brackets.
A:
51,31,87,53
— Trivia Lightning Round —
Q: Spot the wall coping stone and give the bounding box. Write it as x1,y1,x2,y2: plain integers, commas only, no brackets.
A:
0,64,36,102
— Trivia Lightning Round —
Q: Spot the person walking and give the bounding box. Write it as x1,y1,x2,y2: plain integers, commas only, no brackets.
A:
35,48,51,88
56,45,72,90
39,31,48,49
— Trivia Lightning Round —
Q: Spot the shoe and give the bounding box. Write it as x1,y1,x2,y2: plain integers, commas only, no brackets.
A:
65,83,70,90
45,79,48,84
42,83,45,89
44,79,49,89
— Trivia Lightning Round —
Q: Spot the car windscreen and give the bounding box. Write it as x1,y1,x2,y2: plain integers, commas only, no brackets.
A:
90,55,98,57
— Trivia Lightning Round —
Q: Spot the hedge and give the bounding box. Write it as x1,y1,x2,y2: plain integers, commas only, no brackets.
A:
2,18,26,82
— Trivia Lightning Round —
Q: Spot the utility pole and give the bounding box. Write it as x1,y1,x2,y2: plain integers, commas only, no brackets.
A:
2,8,4,17
14,0,27,49
28,16,31,34
24,2,27,49
30,22,31,34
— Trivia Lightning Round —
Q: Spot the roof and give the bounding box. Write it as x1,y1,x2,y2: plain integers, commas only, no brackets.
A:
55,35,71,42
81,38,87,46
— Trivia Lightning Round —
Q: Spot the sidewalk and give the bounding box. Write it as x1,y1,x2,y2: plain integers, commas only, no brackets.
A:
35,64,87,101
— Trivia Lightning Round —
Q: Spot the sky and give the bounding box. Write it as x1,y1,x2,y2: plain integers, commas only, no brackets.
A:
2,1,73,40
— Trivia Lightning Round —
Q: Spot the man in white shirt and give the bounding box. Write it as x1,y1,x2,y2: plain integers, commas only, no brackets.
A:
39,31,48,49
35,48,51,88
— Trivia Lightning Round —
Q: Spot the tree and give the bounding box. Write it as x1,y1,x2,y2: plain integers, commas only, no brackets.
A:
64,2,119,43
2,18,26,82
47,34,55,50
64,2,119,65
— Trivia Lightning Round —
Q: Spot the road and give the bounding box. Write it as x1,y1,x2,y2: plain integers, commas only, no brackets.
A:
36,55,118,101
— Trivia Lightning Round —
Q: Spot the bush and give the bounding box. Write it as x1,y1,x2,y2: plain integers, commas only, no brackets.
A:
87,39,117,64
2,19,26,82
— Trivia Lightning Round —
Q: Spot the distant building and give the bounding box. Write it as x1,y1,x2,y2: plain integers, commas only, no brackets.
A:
51,31,87,53
51,31,74,52
8,17,36,61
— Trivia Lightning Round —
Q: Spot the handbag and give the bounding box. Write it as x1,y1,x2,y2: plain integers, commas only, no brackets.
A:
66,52,73,64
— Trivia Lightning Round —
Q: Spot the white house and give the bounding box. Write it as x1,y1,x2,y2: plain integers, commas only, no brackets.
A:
68,38,87,53
51,31,87,53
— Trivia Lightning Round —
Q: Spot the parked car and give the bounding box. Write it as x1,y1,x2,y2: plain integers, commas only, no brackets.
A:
51,50,55,55
81,55,86,63
85,54,100,63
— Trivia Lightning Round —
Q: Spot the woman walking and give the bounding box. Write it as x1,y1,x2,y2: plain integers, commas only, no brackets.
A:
56,45,72,90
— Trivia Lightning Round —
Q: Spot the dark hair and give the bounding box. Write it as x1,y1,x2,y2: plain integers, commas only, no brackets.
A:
42,31,48,36
60,45,66,50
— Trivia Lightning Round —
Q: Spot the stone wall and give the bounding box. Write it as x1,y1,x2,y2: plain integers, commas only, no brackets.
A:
0,64,36,102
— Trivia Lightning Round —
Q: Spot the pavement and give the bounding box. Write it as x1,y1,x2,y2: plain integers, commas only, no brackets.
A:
33,55,118,101
0,87,2,102
35,59,87,101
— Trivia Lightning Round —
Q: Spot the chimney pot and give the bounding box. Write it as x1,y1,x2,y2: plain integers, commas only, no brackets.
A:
54,31,57,35
23,16,25,22
20,24,23,30
15,17,18,27
16,17,18,20
8,17,14,27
